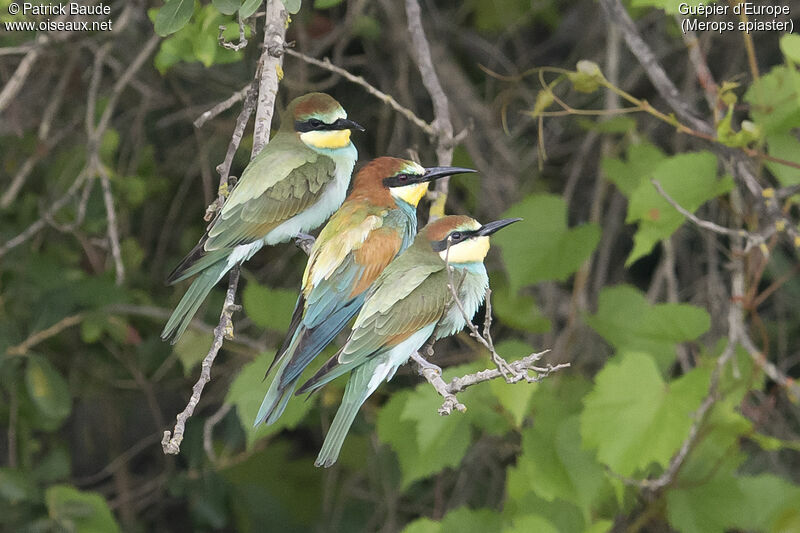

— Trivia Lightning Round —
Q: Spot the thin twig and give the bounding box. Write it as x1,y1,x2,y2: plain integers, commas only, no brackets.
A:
404,0,455,217
283,47,435,137
218,14,248,51
162,268,241,455
194,83,251,129
97,159,126,285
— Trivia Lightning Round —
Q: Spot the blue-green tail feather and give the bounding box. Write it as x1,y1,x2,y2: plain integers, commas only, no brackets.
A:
161,260,229,344
315,360,377,468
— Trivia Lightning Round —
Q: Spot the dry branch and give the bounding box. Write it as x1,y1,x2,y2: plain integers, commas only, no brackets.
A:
162,1,288,455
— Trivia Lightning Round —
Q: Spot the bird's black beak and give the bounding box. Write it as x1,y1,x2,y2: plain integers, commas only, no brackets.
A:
476,218,522,236
420,166,477,183
334,118,365,132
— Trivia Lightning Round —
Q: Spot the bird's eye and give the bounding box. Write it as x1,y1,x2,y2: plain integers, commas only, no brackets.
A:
308,118,324,128
396,174,409,182
450,232,462,241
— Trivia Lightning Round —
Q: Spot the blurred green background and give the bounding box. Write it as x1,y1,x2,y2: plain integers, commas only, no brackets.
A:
2,0,800,531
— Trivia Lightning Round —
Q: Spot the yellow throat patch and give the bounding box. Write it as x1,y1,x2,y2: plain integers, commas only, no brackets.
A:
300,129,352,150
439,236,490,264
391,182,430,207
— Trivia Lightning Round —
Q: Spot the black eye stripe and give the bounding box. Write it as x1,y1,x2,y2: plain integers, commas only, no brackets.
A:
430,230,477,252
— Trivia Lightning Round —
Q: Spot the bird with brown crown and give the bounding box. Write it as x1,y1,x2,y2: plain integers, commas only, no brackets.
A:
296,214,521,467
254,157,476,426
162,93,364,343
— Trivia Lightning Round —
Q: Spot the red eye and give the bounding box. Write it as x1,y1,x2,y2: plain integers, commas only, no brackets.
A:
397,174,409,182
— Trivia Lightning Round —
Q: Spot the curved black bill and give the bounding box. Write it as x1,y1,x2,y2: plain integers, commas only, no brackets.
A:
333,118,366,132
421,166,477,182
476,217,522,236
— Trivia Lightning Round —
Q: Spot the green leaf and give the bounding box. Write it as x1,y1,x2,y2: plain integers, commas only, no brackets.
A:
440,507,504,533
281,0,301,13
173,329,213,376
490,277,550,333
513,416,609,521
377,385,471,489
45,485,121,533
765,132,800,186
580,352,709,477
239,0,262,18
744,66,800,134
242,280,298,332
402,518,440,533
212,0,242,15
0,468,39,504
601,141,666,197
225,351,319,448
666,474,800,533
493,194,600,291
154,0,195,36
625,150,731,264
585,285,710,370
488,340,539,426
503,514,559,533
780,33,800,64
25,355,71,424
314,0,342,8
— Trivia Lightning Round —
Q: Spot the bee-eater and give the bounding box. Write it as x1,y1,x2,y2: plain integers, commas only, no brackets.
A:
254,157,476,426
296,215,521,467
161,93,364,343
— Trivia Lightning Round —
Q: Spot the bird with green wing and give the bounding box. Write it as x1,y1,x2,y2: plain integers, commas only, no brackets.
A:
161,93,364,343
254,157,476,426
296,214,521,467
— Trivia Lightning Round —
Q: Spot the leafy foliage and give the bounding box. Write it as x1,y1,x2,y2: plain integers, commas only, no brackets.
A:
2,0,799,532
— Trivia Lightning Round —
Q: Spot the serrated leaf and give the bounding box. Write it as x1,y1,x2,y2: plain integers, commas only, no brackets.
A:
585,285,710,370
225,351,318,448
666,474,800,533
45,485,121,533
493,194,600,291
242,280,298,332
239,0,262,18
580,352,709,477
514,416,608,521
154,0,195,36
25,355,71,424
601,141,666,197
212,0,242,15
626,151,731,265
378,386,471,489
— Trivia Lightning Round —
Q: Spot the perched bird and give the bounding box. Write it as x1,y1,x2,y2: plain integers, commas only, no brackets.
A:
254,157,476,426
162,93,363,343
297,214,521,467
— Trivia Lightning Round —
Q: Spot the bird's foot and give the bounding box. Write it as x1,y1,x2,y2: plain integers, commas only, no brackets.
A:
410,351,442,376
294,232,316,255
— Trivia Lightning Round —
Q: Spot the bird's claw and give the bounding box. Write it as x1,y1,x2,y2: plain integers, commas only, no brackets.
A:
410,351,442,376
294,232,316,255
